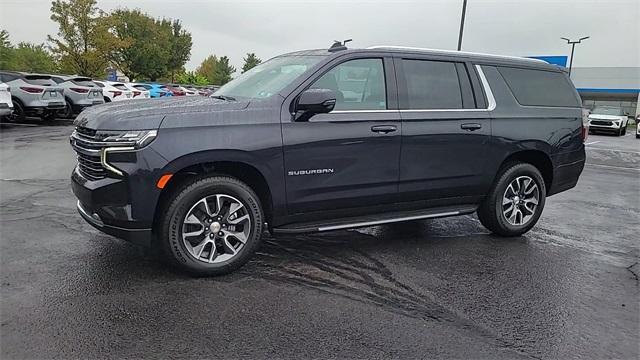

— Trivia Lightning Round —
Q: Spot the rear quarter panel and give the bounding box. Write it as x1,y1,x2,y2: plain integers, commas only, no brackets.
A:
481,65,585,195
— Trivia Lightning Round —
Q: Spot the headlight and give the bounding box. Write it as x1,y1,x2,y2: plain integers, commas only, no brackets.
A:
103,130,158,148
100,130,158,176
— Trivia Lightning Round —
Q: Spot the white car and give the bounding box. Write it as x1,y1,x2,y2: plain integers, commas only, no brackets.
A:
93,80,133,102
122,82,151,99
587,106,629,136
169,84,197,96
0,82,13,119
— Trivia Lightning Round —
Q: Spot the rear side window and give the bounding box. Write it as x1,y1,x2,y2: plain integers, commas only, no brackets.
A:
134,85,150,91
94,82,105,88
498,67,579,107
112,84,128,90
400,59,463,110
72,78,96,87
24,76,55,86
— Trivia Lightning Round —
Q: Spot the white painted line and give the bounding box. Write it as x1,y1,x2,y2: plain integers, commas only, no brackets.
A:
586,147,640,155
584,141,601,145
586,163,640,172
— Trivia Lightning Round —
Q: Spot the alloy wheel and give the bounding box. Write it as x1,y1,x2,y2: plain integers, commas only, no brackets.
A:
502,176,539,226
181,194,251,264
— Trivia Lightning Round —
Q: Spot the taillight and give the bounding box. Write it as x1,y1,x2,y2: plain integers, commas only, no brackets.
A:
109,91,122,97
133,91,141,97
70,87,89,93
20,86,44,94
581,121,588,142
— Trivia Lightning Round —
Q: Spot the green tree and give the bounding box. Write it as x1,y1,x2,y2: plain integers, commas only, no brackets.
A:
241,53,261,73
196,55,218,84
165,19,192,83
212,56,235,85
0,30,12,69
0,30,57,73
11,43,58,73
48,0,127,77
176,71,208,86
110,9,171,81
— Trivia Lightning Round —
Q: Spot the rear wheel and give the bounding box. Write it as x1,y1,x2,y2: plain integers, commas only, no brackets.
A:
10,100,25,122
477,162,546,236
158,175,264,276
621,125,627,135
59,99,74,118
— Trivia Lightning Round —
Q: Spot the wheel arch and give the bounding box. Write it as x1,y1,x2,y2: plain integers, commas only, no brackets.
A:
153,155,275,232
499,149,553,191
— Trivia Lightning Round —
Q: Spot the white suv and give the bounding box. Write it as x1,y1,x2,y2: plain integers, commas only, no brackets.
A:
0,83,13,120
50,75,104,118
0,71,66,121
587,106,629,136
93,81,133,102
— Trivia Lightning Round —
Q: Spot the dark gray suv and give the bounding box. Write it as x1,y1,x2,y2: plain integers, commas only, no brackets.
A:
70,45,586,275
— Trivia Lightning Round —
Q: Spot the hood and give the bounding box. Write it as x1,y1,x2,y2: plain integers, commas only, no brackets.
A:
74,96,250,131
588,114,625,121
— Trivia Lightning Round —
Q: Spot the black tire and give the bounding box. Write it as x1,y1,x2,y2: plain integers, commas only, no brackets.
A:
636,134,639,139
59,99,74,118
617,126,623,136
621,125,627,135
103,96,111,103
477,162,546,237
158,175,264,276
10,100,25,122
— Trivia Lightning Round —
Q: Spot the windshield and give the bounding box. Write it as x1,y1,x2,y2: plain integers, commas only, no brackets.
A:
214,55,326,99
592,106,624,116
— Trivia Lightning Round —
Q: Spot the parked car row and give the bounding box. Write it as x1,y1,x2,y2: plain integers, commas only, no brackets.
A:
0,70,220,122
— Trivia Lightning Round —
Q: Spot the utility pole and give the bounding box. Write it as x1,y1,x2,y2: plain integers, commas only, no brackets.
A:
561,36,590,76
457,0,468,51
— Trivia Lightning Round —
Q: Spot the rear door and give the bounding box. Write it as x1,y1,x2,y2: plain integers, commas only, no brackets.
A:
281,56,401,214
395,56,492,202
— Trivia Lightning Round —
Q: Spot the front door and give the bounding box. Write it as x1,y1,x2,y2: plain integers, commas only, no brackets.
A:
282,57,401,214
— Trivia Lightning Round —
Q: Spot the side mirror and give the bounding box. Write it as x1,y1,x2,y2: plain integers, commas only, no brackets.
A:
296,88,336,116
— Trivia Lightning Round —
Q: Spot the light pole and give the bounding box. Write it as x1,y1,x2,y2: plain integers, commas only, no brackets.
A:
561,36,589,76
457,0,468,51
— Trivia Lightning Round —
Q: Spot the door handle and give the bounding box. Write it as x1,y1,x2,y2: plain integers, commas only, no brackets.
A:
460,123,482,131
371,125,397,134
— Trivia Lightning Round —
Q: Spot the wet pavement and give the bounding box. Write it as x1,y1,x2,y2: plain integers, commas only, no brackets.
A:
1,123,638,359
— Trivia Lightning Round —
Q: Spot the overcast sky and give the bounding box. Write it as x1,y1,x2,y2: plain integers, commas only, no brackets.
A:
1,0,638,72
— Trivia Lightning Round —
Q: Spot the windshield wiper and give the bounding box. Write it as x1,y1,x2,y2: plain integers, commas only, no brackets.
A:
210,94,236,101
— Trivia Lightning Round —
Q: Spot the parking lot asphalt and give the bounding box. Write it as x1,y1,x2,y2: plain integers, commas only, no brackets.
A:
1,122,638,359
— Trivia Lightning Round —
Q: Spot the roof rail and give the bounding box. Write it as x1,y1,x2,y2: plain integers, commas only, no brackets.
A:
366,46,547,64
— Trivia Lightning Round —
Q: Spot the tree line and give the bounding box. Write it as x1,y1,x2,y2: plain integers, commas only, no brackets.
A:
0,0,262,85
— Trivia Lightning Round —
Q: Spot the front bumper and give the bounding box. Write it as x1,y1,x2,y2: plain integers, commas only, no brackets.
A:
70,144,169,247
77,200,152,247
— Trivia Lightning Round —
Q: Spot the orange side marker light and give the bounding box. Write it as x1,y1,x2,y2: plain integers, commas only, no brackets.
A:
156,174,173,189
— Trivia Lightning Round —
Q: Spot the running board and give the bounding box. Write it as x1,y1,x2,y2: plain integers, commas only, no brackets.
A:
272,205,477,234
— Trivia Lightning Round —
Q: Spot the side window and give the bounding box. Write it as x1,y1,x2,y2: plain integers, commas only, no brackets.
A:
310,58,386,111
401,59,463,110
498,66,580,107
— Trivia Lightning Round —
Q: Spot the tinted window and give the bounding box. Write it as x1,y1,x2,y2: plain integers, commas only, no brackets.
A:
498,66,579,107
310,58,386,111
112,84,129,90
1,74,19,82
94,82,105,88
401,59,463,109
134,85,150,91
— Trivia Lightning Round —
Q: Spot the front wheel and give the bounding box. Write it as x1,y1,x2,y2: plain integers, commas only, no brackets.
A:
158,175,264,276
477,163,546,237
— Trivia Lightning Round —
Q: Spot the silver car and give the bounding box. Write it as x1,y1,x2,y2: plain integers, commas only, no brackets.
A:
50,75,104,118
0,71,66,121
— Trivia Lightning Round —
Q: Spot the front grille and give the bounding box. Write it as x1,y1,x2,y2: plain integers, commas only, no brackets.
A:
590,120,612,126
71,126,122,181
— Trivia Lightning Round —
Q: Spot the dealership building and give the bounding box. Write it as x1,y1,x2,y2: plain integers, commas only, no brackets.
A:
531,56,639,117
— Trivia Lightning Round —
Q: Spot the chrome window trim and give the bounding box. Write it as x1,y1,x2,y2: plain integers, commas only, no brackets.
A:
475,64,497,111
330,65,496,114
